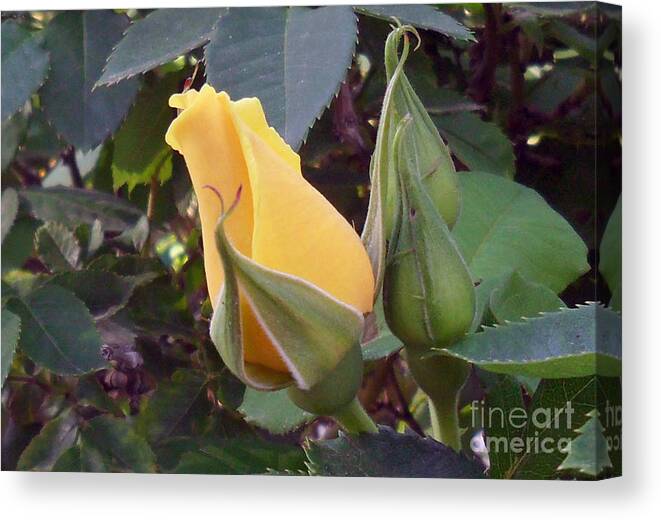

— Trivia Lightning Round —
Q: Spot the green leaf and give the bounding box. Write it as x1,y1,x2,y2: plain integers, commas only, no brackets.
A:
174,438,306,475
434,113,516,178
509,2,595,18
471,275,504,330
306,427,485,477
74,219,104,260
1,218,38,274
1,307,21,385
2,111,28,170
111,73,182,192
76,373,122,414
7,285,105,375
2,273,47,302
453,172,589,293
119,279,194,338
151,437,198,472
52,446,83,472
362,295,402,361
35,221,81,272
205,6,358,149
600,62,621,118
526,64,586,114
112,214,150,252
40,11,140,150
81,415,156,472
362,329,402,361
599,196,621,310
214,368,246,410
1,188,19,243
489,271,565,324
52,442,109,472
16,409,79,471
401,56,514,178
239,388,313,434
483,375,526,479
508,376,621,479
97,8,226,85
136,369,208,444
21,108,65,158
547,19,596,64
557,409,613,477
45,270,136,319
362,330,404,361
445,303,621,379
21,187,145,233
1,20,50,121
516,13,545,51
354,5,474,41
87,219,104,256
87,253,164,286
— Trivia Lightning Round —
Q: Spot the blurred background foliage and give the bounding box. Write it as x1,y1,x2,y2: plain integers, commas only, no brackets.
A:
1,3,620,478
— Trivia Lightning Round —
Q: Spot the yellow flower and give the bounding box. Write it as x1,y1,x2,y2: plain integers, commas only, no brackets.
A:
165,84,375,375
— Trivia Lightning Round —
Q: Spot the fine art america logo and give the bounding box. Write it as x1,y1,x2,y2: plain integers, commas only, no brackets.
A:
471,400,622,455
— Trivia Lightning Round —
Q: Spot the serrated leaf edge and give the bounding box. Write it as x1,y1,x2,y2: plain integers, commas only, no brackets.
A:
1,308,22,386
353,5,476,42
437,302,621,366
96,8,227,87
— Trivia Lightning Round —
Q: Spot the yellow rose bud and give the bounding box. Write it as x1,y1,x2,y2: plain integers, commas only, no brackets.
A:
165,84,375,382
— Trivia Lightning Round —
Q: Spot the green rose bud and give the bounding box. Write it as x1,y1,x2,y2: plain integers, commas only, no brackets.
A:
383,26,461,235
361,24,476,447
362,25,461,297
383,117,476,353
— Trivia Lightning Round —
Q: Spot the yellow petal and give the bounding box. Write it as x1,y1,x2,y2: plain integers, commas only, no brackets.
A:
230,104,375,316
166,86,291,373
165,85,254,303
241,297,289,372
168,89,199,110
232,97,301,174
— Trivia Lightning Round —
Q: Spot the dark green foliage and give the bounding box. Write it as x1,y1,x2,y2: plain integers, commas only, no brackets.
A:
40,11,140,150
1,307,21,385
21,187,145,232
174,438,307,475
1,20,49,121
17,409,79,471
97,8,226,86
80,415,157,472
306,427,486,478
355,5,474,40
1,4,620,479
205,6,358,149
6,285,105,375
445,303,621,378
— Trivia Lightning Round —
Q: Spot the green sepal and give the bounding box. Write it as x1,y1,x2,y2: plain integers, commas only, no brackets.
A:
361,25,461,298
361,28,409,297
383,26,460,233
287,343,363,416
383,118,476,351
209,191,365,392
